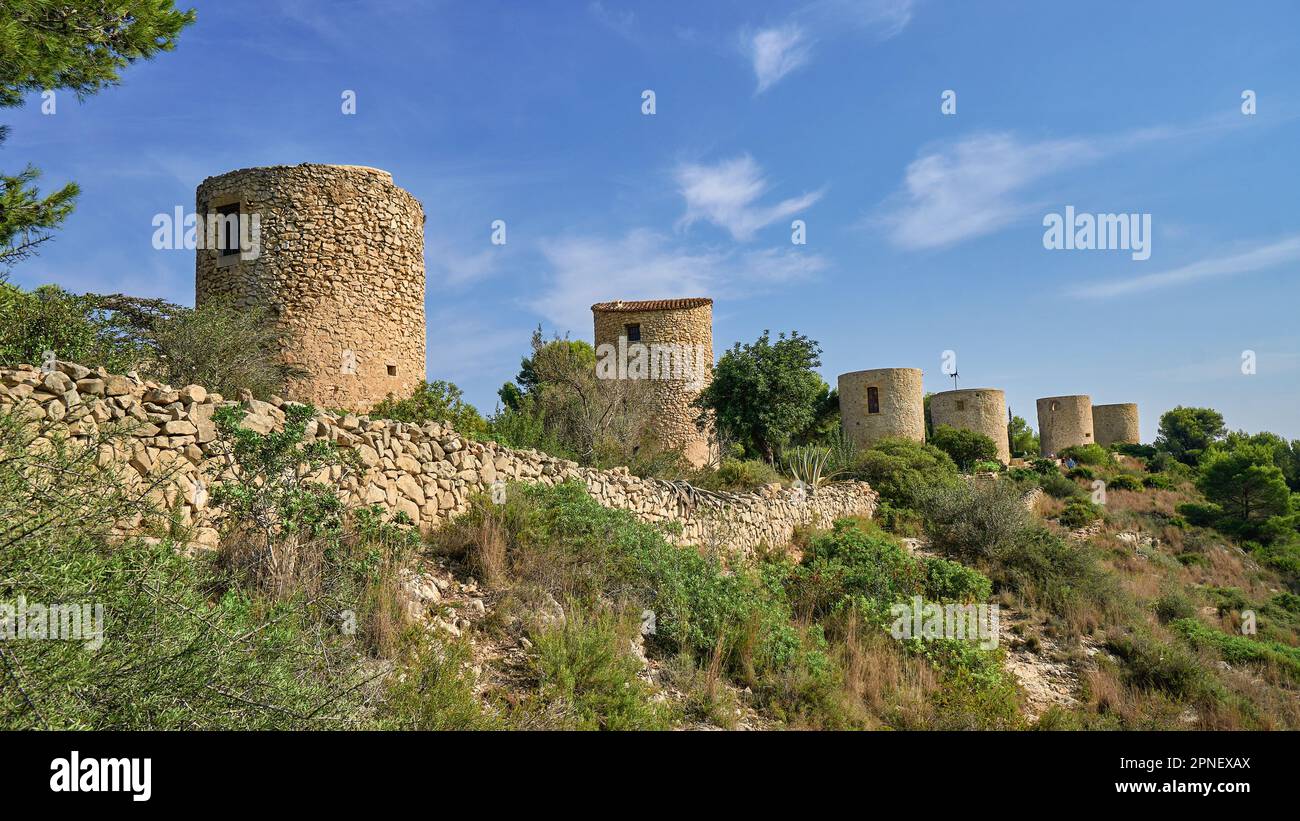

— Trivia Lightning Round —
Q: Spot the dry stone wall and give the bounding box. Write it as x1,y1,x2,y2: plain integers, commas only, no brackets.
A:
0,362,877,557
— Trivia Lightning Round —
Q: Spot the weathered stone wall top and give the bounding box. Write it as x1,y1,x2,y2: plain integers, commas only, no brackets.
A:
0,361,876,558
195,163,426,413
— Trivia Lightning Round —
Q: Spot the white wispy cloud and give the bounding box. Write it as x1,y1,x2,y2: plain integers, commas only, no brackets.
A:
877,132,1100,250
675,154,823,241
426,237,501,289
743,0,916,93
746,25,813,94
588,1,637,39
877,116,1250,251
1070,235,1300,299
531,228,827,331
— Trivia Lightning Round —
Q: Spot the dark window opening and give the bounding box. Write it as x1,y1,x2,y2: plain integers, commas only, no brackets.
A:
867,386,880,414
955,400,966,411
217,203,241,256
625,323,641,342
387,364,398,377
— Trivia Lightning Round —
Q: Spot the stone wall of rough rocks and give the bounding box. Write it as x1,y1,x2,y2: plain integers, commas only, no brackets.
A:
0,362,877,556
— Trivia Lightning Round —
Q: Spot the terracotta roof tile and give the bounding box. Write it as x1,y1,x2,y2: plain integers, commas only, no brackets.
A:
590,298,712,313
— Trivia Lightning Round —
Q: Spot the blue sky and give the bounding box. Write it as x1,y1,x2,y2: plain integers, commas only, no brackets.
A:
7,0,1300,440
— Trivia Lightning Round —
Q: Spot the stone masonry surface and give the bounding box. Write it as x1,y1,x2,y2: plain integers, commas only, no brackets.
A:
195,164,425,412
592,298,714,466
0,362,877,557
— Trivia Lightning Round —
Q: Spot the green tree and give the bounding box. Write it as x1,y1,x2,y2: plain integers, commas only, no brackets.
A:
930,424,999,471
144,298,307,399
1008,414,1038,458
1155,406,1226,465
1222,430,1300,492
848,437,960,510
1197,443,1292,532
489,328,651,465
0,128,78,269
0,282,145,370
371,380,487,435
694,330,824,462
0,0,196,268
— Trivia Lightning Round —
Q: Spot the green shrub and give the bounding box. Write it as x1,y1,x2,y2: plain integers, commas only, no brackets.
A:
848,437,960,510
1177,501,1224,528
1067,466,1096,481
0,408,375,729
1060,444,1111,466
1171,618,1300,682
524,608,673,730
0,283,144,372
1107,474,1144,492
1058,498,1101,529
972,459,1002,474
996,528,1112,617
372,380,487,435
923,557,993,603
788,520,926,623
1153,590,1198,624
695,457,781,492
1039,471,1082,499
930,425,999,472
1031,458,1058,475
144,298,306,399
379,634,497,729
918,479,1034,560
874,500,924,537
1114,443,1157,459
1105,629,1205,699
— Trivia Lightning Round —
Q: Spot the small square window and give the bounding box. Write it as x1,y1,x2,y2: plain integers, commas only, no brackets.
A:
955,400,966,411
867,386,880,414
625,323,641,342
387,364,398,377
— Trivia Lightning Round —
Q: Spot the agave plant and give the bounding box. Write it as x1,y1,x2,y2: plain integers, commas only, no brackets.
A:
783,445,840,494
825,428,859,475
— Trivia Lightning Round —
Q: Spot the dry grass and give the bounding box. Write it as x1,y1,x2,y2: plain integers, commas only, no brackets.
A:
833,614,938,729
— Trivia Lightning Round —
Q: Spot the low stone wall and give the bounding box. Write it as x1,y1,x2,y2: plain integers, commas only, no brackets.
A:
0,362,877,556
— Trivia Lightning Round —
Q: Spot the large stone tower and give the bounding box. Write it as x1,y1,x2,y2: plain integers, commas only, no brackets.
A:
1093,403,1140,447
195,163,426,410
839,368,925,450
1036,395,1094,456
930,388,1011,464
591,298,714,466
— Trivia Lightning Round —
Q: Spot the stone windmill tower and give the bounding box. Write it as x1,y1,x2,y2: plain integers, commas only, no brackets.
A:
195,163,426,410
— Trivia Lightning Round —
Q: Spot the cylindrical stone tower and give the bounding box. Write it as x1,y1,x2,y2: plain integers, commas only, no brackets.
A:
1093,403,1140,447
195,163,426,410
838,368,925,450
591,298,714,466
1036,395,1095,456
930,388,1011,464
